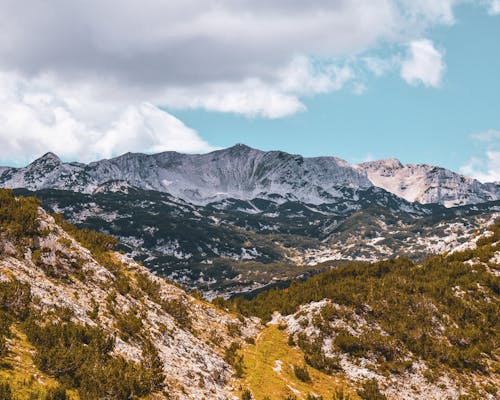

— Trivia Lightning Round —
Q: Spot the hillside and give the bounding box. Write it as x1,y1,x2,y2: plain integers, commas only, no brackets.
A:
12,188,500,298
226,220,500,399
1,189,498,400
1,189,372,400
0,189,261,399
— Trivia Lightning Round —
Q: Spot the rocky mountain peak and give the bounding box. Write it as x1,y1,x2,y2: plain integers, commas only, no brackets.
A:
30,151,62,166
360,157,403,172
0,145,499,207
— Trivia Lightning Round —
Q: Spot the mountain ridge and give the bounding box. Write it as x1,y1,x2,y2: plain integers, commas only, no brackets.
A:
1,145,498,207
359,158,500,206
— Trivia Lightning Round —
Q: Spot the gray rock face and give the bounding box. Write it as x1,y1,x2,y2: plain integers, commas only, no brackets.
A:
0,144,372,204
1,145,499,206
359,159,500,207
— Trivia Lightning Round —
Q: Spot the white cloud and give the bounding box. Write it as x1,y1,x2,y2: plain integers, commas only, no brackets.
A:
460,129,500,182
0,0,397,86
471,129,500,141
159,80,306,119
460,151,500,182
400,39,445,87
158,56,354,118
0,72,215,165
0,0,473,123
0,1,497,162
363,56,398,77
488,0,500,14
398,0,457,25
277,57,353,95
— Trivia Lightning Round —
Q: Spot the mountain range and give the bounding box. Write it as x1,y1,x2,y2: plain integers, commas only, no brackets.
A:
2,145,500,296
0,147,498,399
1,144,499,207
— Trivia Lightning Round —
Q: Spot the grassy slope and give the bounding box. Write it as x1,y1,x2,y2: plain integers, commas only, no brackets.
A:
0,326,79,400
240,325,359,400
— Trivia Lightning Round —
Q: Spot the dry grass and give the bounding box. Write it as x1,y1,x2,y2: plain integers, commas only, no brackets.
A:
240,325,358,400
0,325,79,400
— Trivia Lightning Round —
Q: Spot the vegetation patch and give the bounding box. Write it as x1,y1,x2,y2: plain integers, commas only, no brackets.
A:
240,325,358,400
229,220,500,376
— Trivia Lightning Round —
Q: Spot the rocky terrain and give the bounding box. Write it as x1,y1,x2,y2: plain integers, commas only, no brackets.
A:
228,219,500,400
13,187,500,297
1,145,498,206
359,158,500,207
0,190,498,400
0,190,260,399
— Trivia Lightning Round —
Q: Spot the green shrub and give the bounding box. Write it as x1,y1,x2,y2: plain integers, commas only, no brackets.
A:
52,213,117,255
332,388,353,400
334,330,368,357
116,309,143,340
161,297,192,330
0,189,40,241
114,271,131,295
241,389,252,400
0,279,31,320
136,272,161,300
224,342,244,377
293,364,311,382
305,394,323,400
140,339,166,392
297,333,341,374
357,379,387,400
227,322,242,337
23,319,161,399
0,381,12,400
245,336,256,345
44,386,67,400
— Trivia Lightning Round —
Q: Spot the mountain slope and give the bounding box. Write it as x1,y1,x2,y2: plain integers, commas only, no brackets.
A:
0,145,371,205
359,158,500,207
227,219,500,399
1,190,498,400
13,188,499,297
1,145,498,206
0,189,260,399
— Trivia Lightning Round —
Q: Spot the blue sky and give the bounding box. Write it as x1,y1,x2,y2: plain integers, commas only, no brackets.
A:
170,4,499,175
0,1,498,181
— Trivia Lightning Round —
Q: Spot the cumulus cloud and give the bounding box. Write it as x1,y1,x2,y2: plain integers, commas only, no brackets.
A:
0,1,497,162
400,39,445,87
0,0,396,85
158,81,305,119
0,0,395,120
0,0,466,119
0,72,215,165
159,57,354,118
460,130,500,183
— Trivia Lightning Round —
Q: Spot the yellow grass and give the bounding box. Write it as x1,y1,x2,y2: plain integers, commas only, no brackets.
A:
0,325,79,400
240,325,359,400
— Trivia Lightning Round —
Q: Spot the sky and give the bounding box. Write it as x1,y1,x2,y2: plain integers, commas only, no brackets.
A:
0,1,498,181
